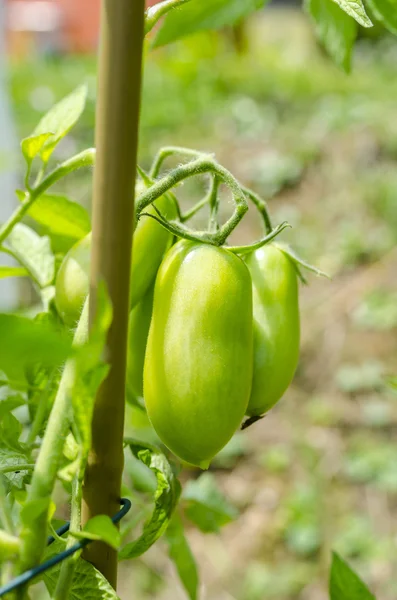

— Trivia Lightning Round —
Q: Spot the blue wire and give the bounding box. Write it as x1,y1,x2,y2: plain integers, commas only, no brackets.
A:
0,498,131,598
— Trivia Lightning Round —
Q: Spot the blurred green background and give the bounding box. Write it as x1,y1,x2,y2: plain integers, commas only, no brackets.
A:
9,7,397,600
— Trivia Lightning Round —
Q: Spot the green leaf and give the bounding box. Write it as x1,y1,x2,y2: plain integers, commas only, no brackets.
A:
330,552,376,599
71,285,112,463
0,266,28,279
43,541,121,600
305,0,357,71
331,0,372,26
153,0,268,47
182,473,238,533
79,515,121,550
3,223,55,287
21,133,53,167
0,313,72,381
364,0,397,34
166,515,199,600
120,441,181,559
32,84,88,163
26,193,91,246
0,410,31,492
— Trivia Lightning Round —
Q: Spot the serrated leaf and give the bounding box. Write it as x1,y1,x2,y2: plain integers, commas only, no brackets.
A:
0,266,28,279
0,412,31,492
32,84,88,163
0,313,72,381
330,552,376,599
365,0,397,34
4,223,55,287
331,0,372,26
182,473,238,533
80,516,121,550
43,541,121,600
153,0,268,47
120,441,181,559
305,0,357,71
166,515,199,600
26,193,91,245
21,133,53,167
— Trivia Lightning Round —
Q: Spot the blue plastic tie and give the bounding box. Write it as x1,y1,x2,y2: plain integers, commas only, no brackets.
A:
0,498,131,597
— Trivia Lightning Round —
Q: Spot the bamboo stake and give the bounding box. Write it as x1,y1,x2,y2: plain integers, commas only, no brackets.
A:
82,0,145,587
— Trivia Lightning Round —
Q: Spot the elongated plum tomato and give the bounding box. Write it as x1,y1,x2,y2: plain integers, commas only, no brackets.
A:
126,284,154,400
245,244,300,417
144,240,253,469
55,191,177,326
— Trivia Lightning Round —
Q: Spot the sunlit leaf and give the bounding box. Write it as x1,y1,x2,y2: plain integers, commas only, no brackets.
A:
4,223,55,287
43,541,120,600
0,313,72,381
305,0,357,72
331,0,372,26
166,515,199,600
77,516,121,550
120,441,181,559
26,193,91,245
153,0,269,47
182,473,238,533
32,84,88,162
330,552,376,600
365,0,397,34
21,133,53,167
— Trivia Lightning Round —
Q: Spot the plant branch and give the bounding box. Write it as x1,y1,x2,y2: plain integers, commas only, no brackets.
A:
0,476,15,535
0,149,95,245
18,300,89,576
227,222,291,254
149,145,207,178
137,156,248,245
145,0,193,34
53,472,83,600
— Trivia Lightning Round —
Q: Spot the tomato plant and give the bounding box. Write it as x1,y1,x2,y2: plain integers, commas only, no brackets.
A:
0,0,395,599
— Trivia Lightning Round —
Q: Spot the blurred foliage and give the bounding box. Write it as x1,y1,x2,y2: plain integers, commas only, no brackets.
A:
7,9,397,600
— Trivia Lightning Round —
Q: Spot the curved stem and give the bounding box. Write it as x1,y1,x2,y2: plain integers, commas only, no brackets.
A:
208,176,220,233
227,222,291,255
149,146,208,178
241,185,272,234
137,156,248,245
0,148,95,245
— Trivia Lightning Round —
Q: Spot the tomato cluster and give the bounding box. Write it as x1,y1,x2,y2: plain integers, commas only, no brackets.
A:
55,188,300,469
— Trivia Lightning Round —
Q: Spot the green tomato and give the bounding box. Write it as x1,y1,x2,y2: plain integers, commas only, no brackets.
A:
126,284,154,400
144,240,253,469
55,233,91,326
245,244,300,417
55,193,177,326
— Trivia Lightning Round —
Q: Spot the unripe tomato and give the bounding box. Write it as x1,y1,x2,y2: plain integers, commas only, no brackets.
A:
126,285,154,399
144,240,253,469
55,233,91,326
54,192,176,326
245,244,300,417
